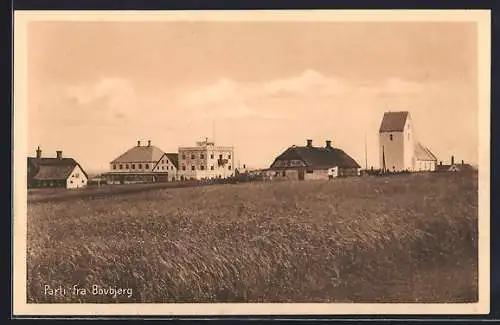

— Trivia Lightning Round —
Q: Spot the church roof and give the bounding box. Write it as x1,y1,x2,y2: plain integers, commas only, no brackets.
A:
379,111,409,133
415,142,437,161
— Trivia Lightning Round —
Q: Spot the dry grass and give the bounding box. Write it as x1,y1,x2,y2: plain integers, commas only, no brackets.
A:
27,172,478,303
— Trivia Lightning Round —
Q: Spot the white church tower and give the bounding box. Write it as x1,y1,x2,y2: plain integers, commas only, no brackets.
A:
379,111,415,172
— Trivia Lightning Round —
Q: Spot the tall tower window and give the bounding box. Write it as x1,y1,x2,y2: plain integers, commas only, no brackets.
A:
389,134,393,141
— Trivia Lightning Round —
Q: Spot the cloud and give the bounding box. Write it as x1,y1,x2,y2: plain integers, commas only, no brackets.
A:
180,70,425,120
359,77,425,95
35,77,142,126
66,77,139,120
262,69,347,97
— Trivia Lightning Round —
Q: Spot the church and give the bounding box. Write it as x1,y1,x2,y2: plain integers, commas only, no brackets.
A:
379,111,438,172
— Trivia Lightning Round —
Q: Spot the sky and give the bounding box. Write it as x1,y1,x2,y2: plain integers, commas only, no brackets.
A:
26,20,479,172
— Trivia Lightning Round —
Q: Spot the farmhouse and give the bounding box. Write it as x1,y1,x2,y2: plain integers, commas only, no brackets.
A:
27,147,88,189
436,156,475,173
103,140,178,184
177,138,234,180
270,139,361,180
379,111,438,172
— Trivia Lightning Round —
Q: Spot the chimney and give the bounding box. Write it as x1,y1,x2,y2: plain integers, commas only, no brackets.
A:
148,140,151,147
461,160,464,165
439,161,442,166
325,140,332,148
36,146,42,159
306,139,313,147
137,140,141,147
56,150,62,159
451,155,455,165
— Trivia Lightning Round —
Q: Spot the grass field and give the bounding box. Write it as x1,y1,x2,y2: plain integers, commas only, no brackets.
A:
27,172,478,303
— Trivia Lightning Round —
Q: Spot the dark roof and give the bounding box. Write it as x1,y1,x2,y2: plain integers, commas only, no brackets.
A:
165,153,179,169
379,111,409,133
111,145,165,163
27,157,88,181
436,163,475,172
271,145,361,169
415,142,437,161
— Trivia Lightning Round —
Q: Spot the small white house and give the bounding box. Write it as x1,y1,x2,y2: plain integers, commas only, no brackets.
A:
28,148,89,189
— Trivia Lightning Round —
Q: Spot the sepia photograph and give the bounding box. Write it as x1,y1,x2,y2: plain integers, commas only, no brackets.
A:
13,10,490,316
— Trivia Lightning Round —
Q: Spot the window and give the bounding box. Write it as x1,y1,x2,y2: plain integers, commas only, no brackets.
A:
282,170,286,177
81,180,84,183
70,180,73,184
131,164,135,169
389,134,393,141
75,173,80,178
125,164,129,169
182,154,186,159
211,166,214,170
138,164,142,169
201,165,205,170
228,166,231,170
228,154,231,159
113,164,116,170
162,160,165,164
182,166,186,171
145,164,149,169
210,154,214,159
191,166,195,171
162,166,165,170
219,154,223,159
119,164,123,169
191,154,195,159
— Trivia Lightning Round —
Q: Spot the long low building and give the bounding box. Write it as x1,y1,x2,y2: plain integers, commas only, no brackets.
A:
270,139,361,180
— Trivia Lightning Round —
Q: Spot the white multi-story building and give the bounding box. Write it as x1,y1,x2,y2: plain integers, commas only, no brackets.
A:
178,139,235,180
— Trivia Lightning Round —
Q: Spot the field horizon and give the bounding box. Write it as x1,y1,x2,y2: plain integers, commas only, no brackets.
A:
27,172,478,303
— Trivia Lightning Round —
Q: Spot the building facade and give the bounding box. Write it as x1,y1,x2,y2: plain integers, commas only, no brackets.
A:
177,139,235,180
415,142,438,171
379,111,438,172
270,139,361,181
103,140,178,184
27,147,88,189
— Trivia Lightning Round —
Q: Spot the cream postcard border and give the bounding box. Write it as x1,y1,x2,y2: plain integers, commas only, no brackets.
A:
13,9,491,316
